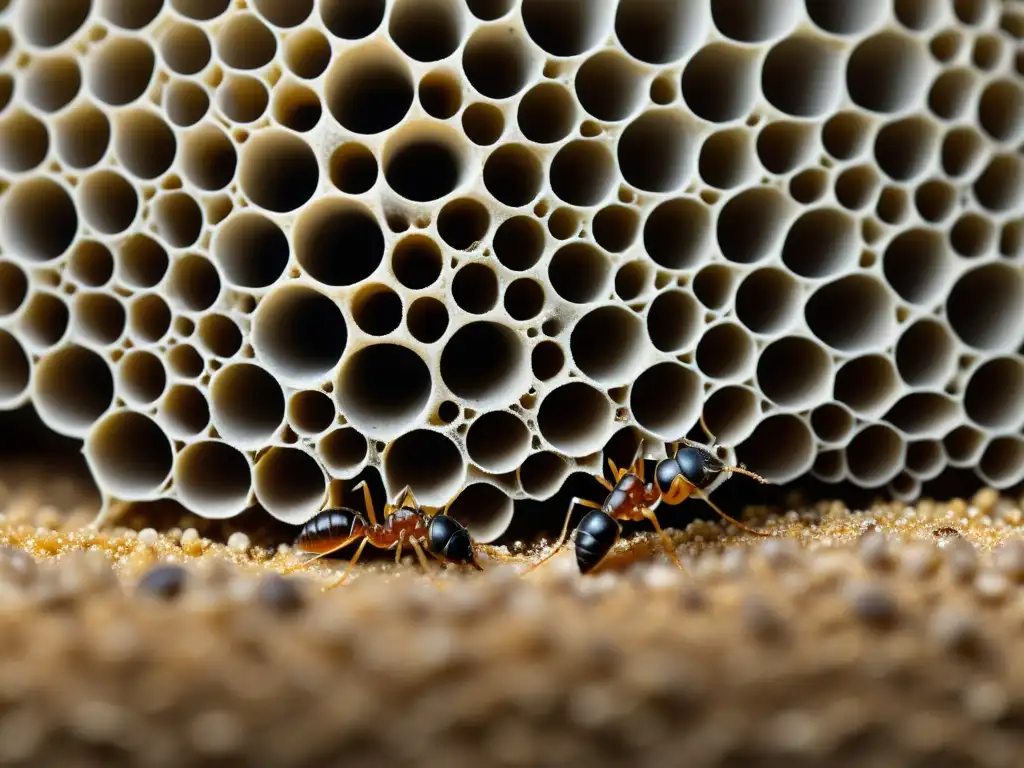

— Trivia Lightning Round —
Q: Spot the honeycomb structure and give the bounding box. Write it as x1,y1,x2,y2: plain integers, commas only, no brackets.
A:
0,0,1022,542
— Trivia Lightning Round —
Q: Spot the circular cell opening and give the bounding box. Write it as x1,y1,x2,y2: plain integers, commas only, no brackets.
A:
592,205,639,254
522,0,612,56
253,447,326,525
781,208,859,278
682,43,760,123
884,392,960,437
159,21,212,75
950,213,994,258
0,330,29,407
284,27,331,79
941,127,985,179
945,425,985,467
735,268,801,335
392,235,442,289
895,319,955,387
532,340,564,381
67,241,113,288
538,381,612,456
550,140,616,207
0,111,49,173
453,263,499,315
518,82,577,143
294,199,384,286
384,430,465,507
483,144,543,207
700,128,758,189
0,177,77,263
762,34,843,117
571,306,645,385
86,411,174,498
217,75,269,123
647,290,701,352
504,278,544,321
835,355,900,416
447,484,515,544
116,234,167,290
272,81,323,133
35,345,114,435
329,143,378,195
965,357,1024,431
979,79,1024,143
906,440,944,479
630,362,701,439
811,403,854,444
419,69,462,120
462,103,505,146
574,51,644,123
168,255,220,312
462,25,535,100
213,212,289,290
980,438,1024,489
615,0,708,64
806,0,886,34
882,229,952,306
643,198,711,270
337,344,432,437
210,363,286,446
735,414,815,485
806,275,896,352
239,130,319,213
914,179,956,224
159,383,209,438
928,69,978,122
618,110,697,193
757,337,832,410
55,104,111,168
352,284,402,336
320,428,368,476
181,124,237,191
383,124,467,202
696,323,756,380
874,116,939,182
440,321,527,406
325,44,413,134
847,31,928,114
407,297,449,344
253,0,313,27
23,55,81,113
466,411,531,475
614,261,650,302
72,292,126,347
846,425,904,487
717,187,791,264
693,264,735,310
117,350,166,407
289,390,336,435
437,198,490,251
835,166,881,211
114,109,177,180
320,0,385,38
390,0,462,62
175,441,252,520
549,243,610,304
216,13,277,70
87,37,155,106
79,171,137,236
252,285,347,385
947,263,1024,350
757,121,816,174
974,154,1024,213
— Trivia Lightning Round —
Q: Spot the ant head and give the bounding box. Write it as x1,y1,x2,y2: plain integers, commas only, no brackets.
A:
427,515,482,570
656,445,724,501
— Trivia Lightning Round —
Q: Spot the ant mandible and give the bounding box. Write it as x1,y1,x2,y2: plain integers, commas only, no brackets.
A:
525,414,771,576
284,481,482,590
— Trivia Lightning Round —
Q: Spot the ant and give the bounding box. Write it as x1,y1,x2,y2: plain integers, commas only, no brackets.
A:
284,481,482,590
525,414,771,576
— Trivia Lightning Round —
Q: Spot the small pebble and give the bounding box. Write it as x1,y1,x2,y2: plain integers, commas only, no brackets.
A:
858,530,893,571
255,573,305,614
180,528,203,556
137,528,159,546
973,569,1010,604
227,532,251,555
137,563,188,600
992,538,1024,581
846,581,901,630
0,546,37,587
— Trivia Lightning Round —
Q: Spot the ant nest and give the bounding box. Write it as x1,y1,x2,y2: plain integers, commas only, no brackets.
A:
0,1,1021,543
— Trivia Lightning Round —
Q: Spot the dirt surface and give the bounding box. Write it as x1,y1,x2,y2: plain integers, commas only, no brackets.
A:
1,462,1024,767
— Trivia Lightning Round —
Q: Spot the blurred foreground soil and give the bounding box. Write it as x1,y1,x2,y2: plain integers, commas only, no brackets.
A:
0,461,1024,767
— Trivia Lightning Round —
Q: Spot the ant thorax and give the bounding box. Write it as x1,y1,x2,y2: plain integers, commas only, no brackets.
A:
602,472,660,521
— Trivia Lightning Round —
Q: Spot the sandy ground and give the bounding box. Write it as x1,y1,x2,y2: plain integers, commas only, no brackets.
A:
1,461,1024,767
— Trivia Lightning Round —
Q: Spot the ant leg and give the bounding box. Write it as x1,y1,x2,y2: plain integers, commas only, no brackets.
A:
352,480,378,526
722,465,769,484
607,458,623,482
323,538,371,591
595,474,614,492
394,537,404,564
280,535,362,575
692,487,771,537
640,507,687,573
407,537,439,585
522,497,603,575
626,439,646,481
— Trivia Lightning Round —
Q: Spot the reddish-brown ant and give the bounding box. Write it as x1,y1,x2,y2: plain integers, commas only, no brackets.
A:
284,482,482,589
525,415,771,575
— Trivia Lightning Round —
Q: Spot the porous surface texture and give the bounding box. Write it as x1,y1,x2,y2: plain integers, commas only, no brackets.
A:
2,468,1024,766
0,1,1022,541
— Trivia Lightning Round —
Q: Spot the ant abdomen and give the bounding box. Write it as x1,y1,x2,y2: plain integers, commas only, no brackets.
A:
295,508,365,554
575,509,621,574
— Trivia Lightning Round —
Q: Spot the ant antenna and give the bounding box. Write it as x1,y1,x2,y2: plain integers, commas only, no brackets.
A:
690,486,771,537
721,464,769,484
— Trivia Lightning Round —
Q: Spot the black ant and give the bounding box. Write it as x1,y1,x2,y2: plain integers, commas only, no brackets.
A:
525,415,771,575
284,482,482,590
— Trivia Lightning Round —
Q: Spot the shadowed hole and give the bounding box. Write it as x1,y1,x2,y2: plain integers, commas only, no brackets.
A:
159,21,211,75
118,350,166,407
0,111,49,173
835,355,899,415
683,42,760,122
240,130,319,213
532,341,563,380
462,103,504,145
24,55,81,113
407,297,449,344
453,264,499,315
217,75,269,123
86,411,174,498
700,128,757,189
67,241,113,288
648,290,701,352
571,306,645,385
35,345,114,434
549,243,610,304
618,110,697,192
928,69,978,121
295,200,384,286
538,381,613,455
947,263,1024,350
979,438,1024,488
320,0,385,38
284,27,331,79
615,261,650,301
822,111,873,161
159,384,209,438
168,255,220,313
0,177,77,262
392,235,442,289
883,228,952,305
965,357,1024,430
848,31,929,113
214,213,289,290
974,154,1024,213
79,171,137,235
644,198,711,269
762,34,843,117
440,321,527,405
757,121,816,174
390,0,463,63
914,179,956,223
384,430,464,507
631,362,701,439
781,208,858,277
846,425,905,486
384,125,467,202
114,109,176,180
252,285,347,384
210,363,285,446
253,447,326,525
519,82,576,142
504,278,544,321
757,337,832,409
419,70,462,119
811,403,854,443
463,25,535,99
484,144,543,207
54,104,111,168
87,36,155,106
574,51,644,122
175,441,251,519
806,275,896,352
718,187,790,264
592,205,639,253
806,0,887,34
696,323,755,380
895,319,955,387
736,414,815,484
735,268,801,335
272,81,322,132
438,198,489,251
693,264,735,310
616,0,708,64
72,292,126,347
329,143,378,194
320,428,368,475
950,213,994,258
467,412,531,475
216,13,277,70
550,140,616,206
